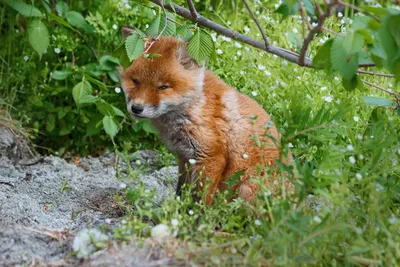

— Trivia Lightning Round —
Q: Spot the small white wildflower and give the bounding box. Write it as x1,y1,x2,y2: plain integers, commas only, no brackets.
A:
245,46,250,51
119,182,127,189
257,64,266,70
176,196,180,201
221,36,231,42
272,92,277,97
243,153,249,159
321,86,327,91
54,48,61,54
359,154,364,160
338,12,343,18
135,159,141,165
274,3,279,8
23,56,29,61
334,169,342,175
288,143,294,148
114,87,122,93
234,42,242,48
376,183,384,191
72,229,109,259
244,26,250,33
388,82,393,88
227,20,231,25
125,3,132,9
237,50,242,56
355,227,363,234
370,135,374,139
297,76,301,80
51,35,57,40
240,71,245,75
255,219,262,226
112,24,118,30
188,210,194,215
171,218,179,227
216,49,223,55
349,156,356,164
357,134,363,140
341,19,345,25
388,217,397,224
311,22,318,27
151,224,170,239
313,216,322,223
144,189,150,194
294,68,298,72
121,219,127,224
293,28,298,33
273,55,278,59
306,94,312,100
188,159,196,165
282,60,288,66
211,33,217,42
145,24,149,29
264,70,271,76
355,173,363,180
353,116,359,122
322,96,334,102
335,99,341,104
15,29,19,33
233,56,238,60
334,76,340,81
252,91,258,97
347,144,354,151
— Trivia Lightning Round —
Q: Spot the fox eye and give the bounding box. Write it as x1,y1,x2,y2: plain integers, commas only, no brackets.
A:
132,79,139,85
158,85,170,90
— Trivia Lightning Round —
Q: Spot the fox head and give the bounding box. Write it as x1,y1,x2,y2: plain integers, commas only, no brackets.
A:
120,34,205,120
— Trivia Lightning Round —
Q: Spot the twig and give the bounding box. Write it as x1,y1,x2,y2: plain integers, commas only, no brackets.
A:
312,0,323,15
361,79,399,97
167,17,183,26
357,70,395,78
242,0,270,49
186,0,199,23
337,0,380,22
298,0,338,66
144,0,168,54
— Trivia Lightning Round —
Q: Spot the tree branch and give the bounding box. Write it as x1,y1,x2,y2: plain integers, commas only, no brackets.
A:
298,0,338,66
242,0,270,50
357,70,395,78
361,79,398,97
186,0,199,23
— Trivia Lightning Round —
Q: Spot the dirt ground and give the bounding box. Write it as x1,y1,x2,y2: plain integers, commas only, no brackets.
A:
0,126,182,266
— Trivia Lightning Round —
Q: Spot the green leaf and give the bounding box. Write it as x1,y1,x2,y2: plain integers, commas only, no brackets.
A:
28,19,49,58
330,37,359,80
142,120,158,134
6,0,43,17
48,13,75,31
359,6,388,16
176,25,194,41
388,15,400,47
66,11,93,32
393,59,400,83
51,70,73,80
360,96,395,107
186,29,215,63
288,32,302,49
343,31,364,54
342,75,359,92
146,14,176,37
56,1,69,17
351,16,371,31
103,115,118,138
313,39,333,70
72,80,92,106
79,95,99,104
125,33,144,61
112,106,126,118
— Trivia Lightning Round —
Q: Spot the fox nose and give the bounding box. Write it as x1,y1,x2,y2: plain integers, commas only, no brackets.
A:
131,104,144,114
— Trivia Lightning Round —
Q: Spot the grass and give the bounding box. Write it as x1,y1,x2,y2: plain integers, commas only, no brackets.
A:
111,3,400,266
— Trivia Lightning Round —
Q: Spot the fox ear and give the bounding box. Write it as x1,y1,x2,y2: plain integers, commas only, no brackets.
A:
121,26,134,40
176,42,202,70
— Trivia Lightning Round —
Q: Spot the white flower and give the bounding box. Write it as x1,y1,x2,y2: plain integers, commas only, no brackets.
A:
216,49,223,55
73,229,109,259
389,82,393,88
145,24,149,29
293,28,298,33
221,36,231,42
23,56,29,61
353,116,359,122
273,55,278,59
151,224,170,240
311,22,318,27
313,216,322,223
257,64,266,70
243,153,249,159
274,3,279,8
171,218,179,227
245,47,250,51
176,196,180,201
121,219,127,224
211,33,217,42
321,86,327,91
338,12,343,18
355,173,362,180
322,96,334,102
227,20,231,25
234,42,242,48
52,35,57,40
125,3,132,9
272,92,277,97
355,227,363,234
335,99,341,104
119,182,127,189
349,156,356,164
334,76,340,81
297,76,301,80
388,217,397,224
135,159,141,165
115,87,122,93
347,144,354,151
288,143,294,148
54,48,61,54
112,24,118,30
237,50,242,56
188,210,194,215
252,91,258,96
264,70,271,76
357,134,363,140
255,219,262,226
240,71,245,75
188,159,196,165
359,154,364,160
306,94,312,100
244,26,250,33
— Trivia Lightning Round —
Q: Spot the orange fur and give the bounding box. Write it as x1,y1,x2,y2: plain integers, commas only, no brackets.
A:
120,37,291,205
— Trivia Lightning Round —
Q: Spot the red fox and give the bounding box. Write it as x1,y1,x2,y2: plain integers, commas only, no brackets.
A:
120,35,291,205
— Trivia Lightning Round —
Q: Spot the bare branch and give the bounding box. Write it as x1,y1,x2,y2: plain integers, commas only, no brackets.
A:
312,0,323,15
186,0,199,23
242,0,270,49
298,0,338,66
337,0,380,22
357,70,395,78
361,79,398,97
